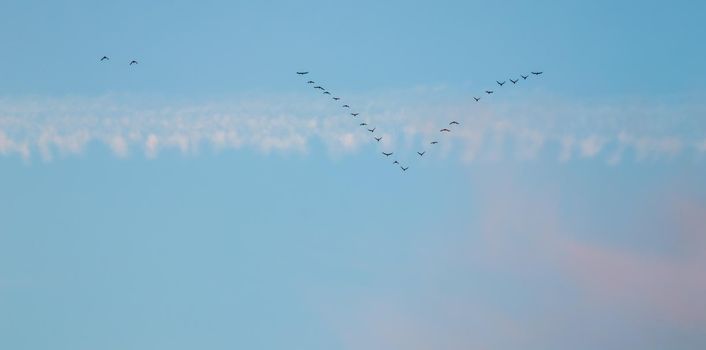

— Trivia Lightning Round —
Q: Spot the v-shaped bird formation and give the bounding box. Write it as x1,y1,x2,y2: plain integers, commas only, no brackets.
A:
296,70,544,172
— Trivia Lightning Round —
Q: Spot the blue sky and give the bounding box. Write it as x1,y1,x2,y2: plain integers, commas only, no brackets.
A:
1,1,706,349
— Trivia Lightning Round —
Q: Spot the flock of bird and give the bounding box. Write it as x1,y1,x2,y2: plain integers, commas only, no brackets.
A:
296,70,543,172
97,55,542,171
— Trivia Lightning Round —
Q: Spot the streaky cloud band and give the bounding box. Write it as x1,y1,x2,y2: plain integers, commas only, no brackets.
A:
0,91,705,163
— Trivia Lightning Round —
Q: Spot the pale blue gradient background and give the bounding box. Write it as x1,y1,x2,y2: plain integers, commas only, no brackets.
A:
1,1,706,349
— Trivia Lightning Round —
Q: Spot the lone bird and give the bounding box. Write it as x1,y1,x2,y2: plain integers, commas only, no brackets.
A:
400,166,409,172
485,90,494,94
129,60,138,65
497,80,506,86
368,128,376,133
359,122,368,126
375,137,382,142
296,71,309,75
474,97,481,102
393,160,399,164
314,86,324,90
342,104,350,108
323,91,331,95
417,151,425,156
521,75,528,80
333,97,340,100
531,71,543,75
449,121,460,125
382,152,393,157
440,128,451,132
351,113,359,117
100,56,109,61
430,141,439,145
510,79,518,84
307,80,315,84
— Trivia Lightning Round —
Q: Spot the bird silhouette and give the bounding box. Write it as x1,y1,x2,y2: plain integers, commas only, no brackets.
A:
510,79,518,84
400,166,409,171
100,56,109,61
375,137,382,142
474,97,481,102
430,141,439,145
393,160,399,164
449,121,460,125
368,128,376,133
521,75,528,80
342,104,350,108
314,86,324,90
359,122,368,126
296,71,309,75
531,71,543,75
497,80,506,86
323,91,331,95
351,113,359,117
440,128,451,132
307,80,315,84
417,151,425,156
382,152,393,157
485,90,494,94
129,60,138,65
333,97,340,100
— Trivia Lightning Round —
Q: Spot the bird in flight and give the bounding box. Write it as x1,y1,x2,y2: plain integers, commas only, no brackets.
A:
485,90,494,94
323,91,331,95
375,137,382,142
430,141,439,145
296,71,309,75
307,80,315,84
100,56,109,61
314,86,324,90
393,160,399,164
333,97,340,100
129,60,138,65
531,71,543,75
510,79,518,84
400,166,409,171
440,128,451,132
359,122,368,126
368,128,376,133
521,75,528,80
342,104,350,108
382,152,393,157
449,121,460,125
497,80,506,86
351,113,359,117
417,151,425,156
474,97,481,102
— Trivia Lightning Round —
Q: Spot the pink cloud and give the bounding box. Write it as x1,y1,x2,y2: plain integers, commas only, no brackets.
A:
474,174,706,329
329,171,706,349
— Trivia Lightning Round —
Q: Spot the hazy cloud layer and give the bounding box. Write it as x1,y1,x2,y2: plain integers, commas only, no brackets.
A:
327,170,706,350
1,91,704,163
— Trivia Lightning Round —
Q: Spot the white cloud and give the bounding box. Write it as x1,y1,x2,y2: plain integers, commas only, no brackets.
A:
0,92,704,163
579,135,605,158
107,135,128,157
145,134,159,158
